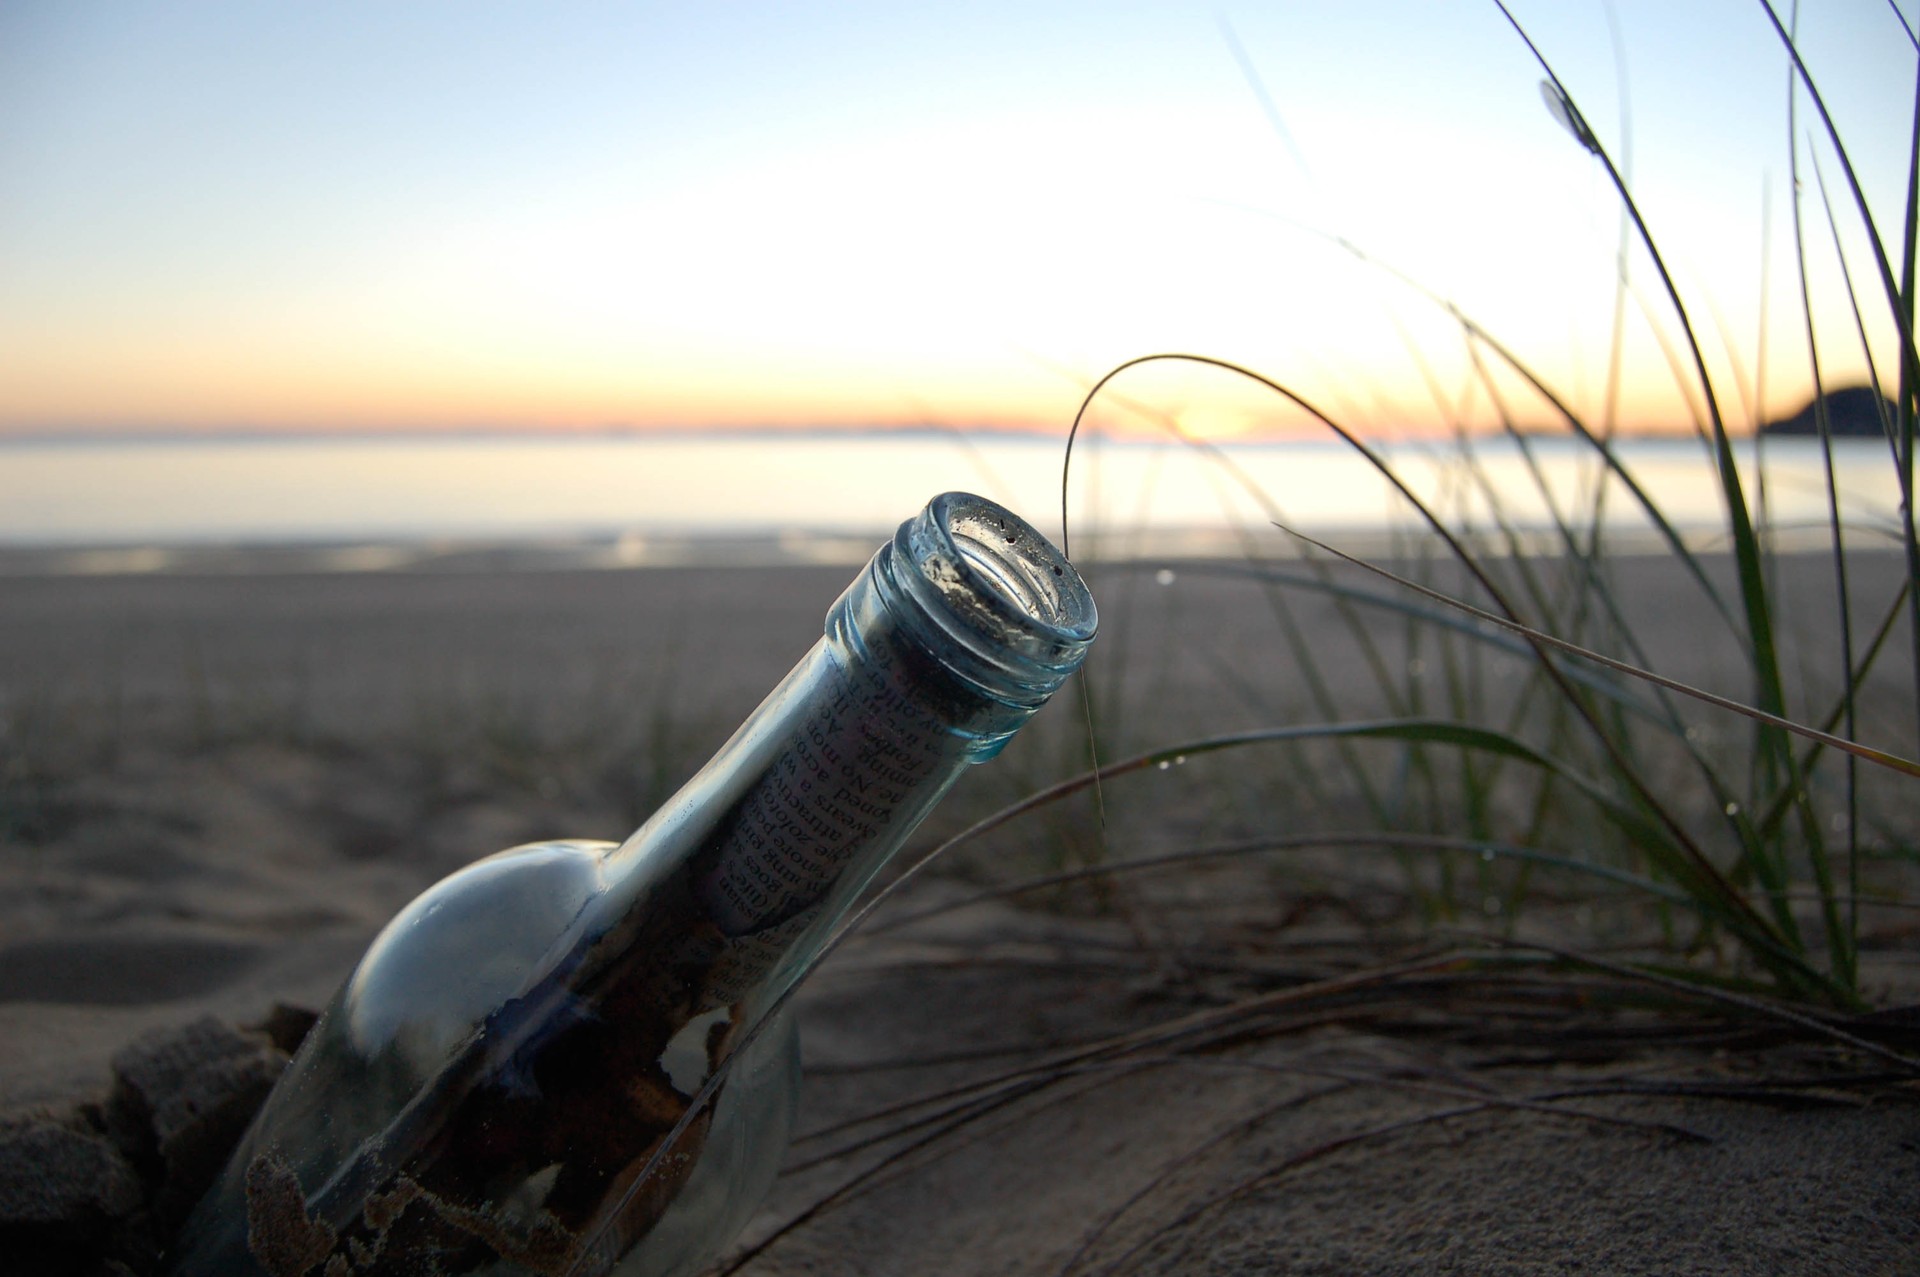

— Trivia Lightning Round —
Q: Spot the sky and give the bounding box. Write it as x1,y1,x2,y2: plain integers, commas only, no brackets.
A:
2,0,1915,442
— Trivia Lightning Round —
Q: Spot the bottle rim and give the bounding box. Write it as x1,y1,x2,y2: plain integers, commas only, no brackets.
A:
898,492,1097,678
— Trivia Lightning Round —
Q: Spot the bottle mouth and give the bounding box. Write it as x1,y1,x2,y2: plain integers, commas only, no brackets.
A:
931,493,1096,636
895,492,1097,693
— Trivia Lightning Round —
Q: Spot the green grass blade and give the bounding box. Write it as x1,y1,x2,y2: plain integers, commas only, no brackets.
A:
1273,524,1920,781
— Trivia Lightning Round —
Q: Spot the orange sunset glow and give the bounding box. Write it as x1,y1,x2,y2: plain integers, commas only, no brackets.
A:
2,1,1913,445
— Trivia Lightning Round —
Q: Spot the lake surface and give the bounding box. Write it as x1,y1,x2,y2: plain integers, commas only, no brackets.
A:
0,431,1904,569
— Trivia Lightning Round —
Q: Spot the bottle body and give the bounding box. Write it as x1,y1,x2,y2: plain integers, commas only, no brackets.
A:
169,493,1096,1277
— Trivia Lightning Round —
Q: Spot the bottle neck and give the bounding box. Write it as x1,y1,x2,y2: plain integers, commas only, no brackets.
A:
616,493,1095,976
895,493,1096,692
839,491,1097,751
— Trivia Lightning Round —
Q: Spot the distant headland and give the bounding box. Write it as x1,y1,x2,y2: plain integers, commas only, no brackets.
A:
1762,386,1899,438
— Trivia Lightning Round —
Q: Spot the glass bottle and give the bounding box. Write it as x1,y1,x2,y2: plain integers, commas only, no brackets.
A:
168,491,1098,1277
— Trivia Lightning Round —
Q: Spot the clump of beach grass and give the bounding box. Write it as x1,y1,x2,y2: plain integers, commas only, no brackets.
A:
995,0,1920,1014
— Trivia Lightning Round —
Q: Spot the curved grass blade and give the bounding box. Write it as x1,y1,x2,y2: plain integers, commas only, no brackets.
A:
864,831,1692,939
1753,0,1920,745
1478,935,1920,1073
1274,522,1920,781
1782,0,1861,989
1063,352,1832,997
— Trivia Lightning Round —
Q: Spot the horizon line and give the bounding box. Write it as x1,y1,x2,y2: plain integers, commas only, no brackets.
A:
0,419,1762,448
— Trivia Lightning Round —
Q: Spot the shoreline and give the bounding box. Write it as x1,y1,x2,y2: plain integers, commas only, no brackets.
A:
0,526,1904,579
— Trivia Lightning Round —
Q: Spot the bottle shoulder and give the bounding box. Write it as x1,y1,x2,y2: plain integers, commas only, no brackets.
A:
342,839,615,1067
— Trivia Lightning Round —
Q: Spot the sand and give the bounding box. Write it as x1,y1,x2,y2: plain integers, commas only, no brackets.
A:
2,551,1917,1274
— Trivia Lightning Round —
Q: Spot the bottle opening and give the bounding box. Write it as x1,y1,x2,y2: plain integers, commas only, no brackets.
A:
906,491,1105,687
837,491,1097,733
945,504,1083,632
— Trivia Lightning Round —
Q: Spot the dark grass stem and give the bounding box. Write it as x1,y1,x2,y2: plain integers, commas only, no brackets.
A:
1497,0,1816,959
1785,0,1860,987
1270,525,1920,781
1755,0,1920,744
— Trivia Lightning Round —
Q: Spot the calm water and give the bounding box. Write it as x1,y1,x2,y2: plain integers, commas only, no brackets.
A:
0,432,1904,569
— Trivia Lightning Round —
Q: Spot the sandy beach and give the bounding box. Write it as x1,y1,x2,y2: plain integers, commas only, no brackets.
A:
3,550,1917,1275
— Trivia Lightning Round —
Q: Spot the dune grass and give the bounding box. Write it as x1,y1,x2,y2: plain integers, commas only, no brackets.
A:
902,0,1920,1017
